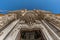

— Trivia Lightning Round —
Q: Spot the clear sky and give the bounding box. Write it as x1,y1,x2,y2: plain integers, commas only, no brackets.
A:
0,0,60,14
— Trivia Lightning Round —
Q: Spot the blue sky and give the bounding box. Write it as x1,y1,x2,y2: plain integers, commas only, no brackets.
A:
0,0,60,14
